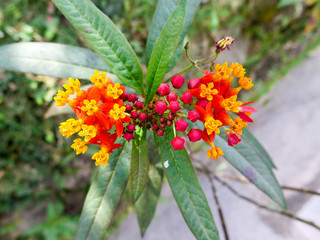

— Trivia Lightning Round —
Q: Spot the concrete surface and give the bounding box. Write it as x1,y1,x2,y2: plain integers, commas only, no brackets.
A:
108,46,320,240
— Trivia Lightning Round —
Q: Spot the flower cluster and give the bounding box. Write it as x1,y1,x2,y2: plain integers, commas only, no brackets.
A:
55,60,256,165
54,70,130,166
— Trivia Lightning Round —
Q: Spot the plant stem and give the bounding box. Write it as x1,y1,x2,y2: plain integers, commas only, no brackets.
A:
281,186,320,196
210,176,230,240
214,176,320,231
164,64,194,83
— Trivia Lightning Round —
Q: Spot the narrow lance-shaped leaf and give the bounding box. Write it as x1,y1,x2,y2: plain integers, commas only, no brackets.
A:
154,128,220,240
76,141,132,240
52,0,144,93
130,127,149,202
145,0,186,103
146,0,201,71
135,132,164,236
215,128,287,209
0,42,117,80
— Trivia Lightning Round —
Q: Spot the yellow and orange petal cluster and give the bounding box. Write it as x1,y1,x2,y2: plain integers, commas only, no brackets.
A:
54,70,126,166
189,62,256,159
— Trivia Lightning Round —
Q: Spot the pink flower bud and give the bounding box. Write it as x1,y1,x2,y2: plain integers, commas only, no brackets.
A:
128,93,138,103
123,132,134,142
157,129,164,136
131,111,139,119
168,101,181,113
134,101,143,109
167,120,173,126
175,119,188,132
147,113,153,119
188,129,202,142
167,92,178,102
160,123,166,128
171,75,185,89
155,101,167,115
196,99,208,108
157,83,170,96
153,124,159,130
125,104,133,113
148,103,153,109
180,92,193,104
171,136,185,150
188,78,200,89
187,110,200,122
120,91,128,101
139,113,147,121
127,123,136,132
159,117,165,123
227,131,242,146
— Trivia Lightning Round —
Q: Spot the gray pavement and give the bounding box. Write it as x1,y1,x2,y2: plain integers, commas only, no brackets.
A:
109,46,320,240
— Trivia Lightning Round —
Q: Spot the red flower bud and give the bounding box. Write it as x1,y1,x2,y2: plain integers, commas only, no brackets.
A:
128,93,138,103
157,83,170,96
157,129,164,136
168,101,181,113
227,131,242,146
127,123,136,132
188,78,200,89
159,117,165,123
167,120,173,126
175,119,188,132
196,99,208,108
123,132,134,142
187,110,200,122
171,136,185,150
160,123,166,128
180,92,193,104
125,104,133,113
134,101,143,109
148,103,153,109
168,113,175,120
155,101,167,115
171,75,185,89
151,119,157,124
167,92,178,102
139,112,147,121
120,91,128,101
153,124,159,130
188,129,202,142
131,111,139,119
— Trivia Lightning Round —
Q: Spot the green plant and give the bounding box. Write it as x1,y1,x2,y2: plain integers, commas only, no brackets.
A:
0,0,287,239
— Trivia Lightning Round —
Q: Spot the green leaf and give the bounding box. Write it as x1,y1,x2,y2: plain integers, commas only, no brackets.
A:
154,129,220,240
145,0,186,103
135,132,163,236
130,127,149,202
76,141,132,240
241,128,276,169
215,128,287,209
52,0,144,93
0,42,118,80
146,0,201,71
278,0,304,7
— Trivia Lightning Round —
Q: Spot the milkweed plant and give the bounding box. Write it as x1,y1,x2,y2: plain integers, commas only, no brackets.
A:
0,0,287,239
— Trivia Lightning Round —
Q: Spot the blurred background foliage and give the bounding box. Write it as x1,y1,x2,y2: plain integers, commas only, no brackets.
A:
0,0,319,239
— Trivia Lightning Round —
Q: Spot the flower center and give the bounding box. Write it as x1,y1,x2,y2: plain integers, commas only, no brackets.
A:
92,147,109,166
110,104,126,121
81,99,99,115
107,83,123,99
79,125,97,141
200,83,218,101
204,117,222,135
222,96,242,112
